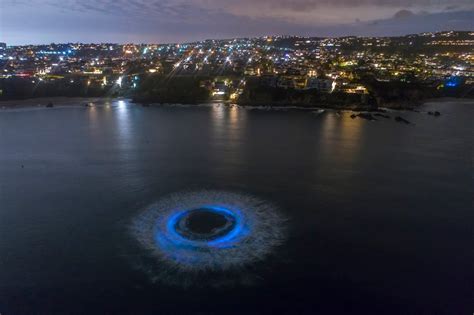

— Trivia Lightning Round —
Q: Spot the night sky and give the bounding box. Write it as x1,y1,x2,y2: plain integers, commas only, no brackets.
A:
1,0,473,44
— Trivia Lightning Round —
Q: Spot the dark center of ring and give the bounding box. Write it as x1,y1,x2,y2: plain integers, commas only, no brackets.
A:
175,208,236,241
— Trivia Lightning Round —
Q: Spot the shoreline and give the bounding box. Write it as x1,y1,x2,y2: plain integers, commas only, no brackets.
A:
142,97,473,111
0,97,121,109
1,96,471,110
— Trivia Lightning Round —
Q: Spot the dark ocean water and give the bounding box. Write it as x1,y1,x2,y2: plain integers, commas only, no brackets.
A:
0,100,472,314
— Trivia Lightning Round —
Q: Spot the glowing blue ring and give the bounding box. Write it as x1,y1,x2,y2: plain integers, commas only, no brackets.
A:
163,206,246,248
131,191,286,275
155,205,251,256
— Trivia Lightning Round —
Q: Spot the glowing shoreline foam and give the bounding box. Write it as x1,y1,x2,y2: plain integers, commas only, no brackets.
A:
131,191,286,277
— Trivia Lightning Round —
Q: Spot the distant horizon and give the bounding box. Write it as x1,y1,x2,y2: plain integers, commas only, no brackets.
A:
1,0,473,46
2,30,472,47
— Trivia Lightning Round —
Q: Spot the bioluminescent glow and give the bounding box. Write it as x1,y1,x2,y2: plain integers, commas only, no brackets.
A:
130,191,286,285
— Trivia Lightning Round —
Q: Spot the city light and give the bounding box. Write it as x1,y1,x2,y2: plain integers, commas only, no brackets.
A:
116,76,123,87
0,31,471,100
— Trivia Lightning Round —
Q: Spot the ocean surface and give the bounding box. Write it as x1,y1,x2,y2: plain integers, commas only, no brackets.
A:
0,99,472,314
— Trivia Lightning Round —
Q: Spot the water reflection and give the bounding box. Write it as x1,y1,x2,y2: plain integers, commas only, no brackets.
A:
210,105,247,174
211,105,247,143
112,100,145,190
228,106,246,141
86,104,104,149
319,112,365,164
86,100,133,151
116,100,132,148
87,104,98,125
211,104,226,133
310,112,368,195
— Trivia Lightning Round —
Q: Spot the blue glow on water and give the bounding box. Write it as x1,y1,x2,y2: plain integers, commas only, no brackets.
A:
155,205,251,261
131,190,286,278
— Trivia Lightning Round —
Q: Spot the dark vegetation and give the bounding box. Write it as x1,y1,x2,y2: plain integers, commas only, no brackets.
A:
132,75,210,104
238,78,374,109
0,77,120,100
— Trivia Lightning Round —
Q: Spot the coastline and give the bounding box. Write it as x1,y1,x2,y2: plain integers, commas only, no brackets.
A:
0,97,120,109
1,96,471,111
